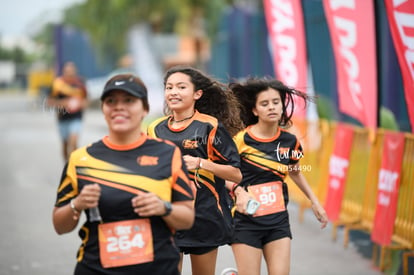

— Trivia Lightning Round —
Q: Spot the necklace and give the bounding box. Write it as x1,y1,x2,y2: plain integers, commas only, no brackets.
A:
170,112,195,124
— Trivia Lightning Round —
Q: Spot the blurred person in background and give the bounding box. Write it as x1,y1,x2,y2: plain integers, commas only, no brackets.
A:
52,74,195,275
47,61,88,161
147,65,244,275
228,77,328,275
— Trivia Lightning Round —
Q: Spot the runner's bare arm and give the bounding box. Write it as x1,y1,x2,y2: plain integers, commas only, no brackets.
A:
52,204,80,234
289,163,328,228
183,155,242,183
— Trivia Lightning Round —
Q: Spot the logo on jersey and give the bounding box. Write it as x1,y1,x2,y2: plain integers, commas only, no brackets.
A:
182,139,198,149
274,142,303,161
137,155,159,166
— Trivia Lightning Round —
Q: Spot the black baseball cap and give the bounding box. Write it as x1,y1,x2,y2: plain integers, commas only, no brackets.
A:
101,75,147,100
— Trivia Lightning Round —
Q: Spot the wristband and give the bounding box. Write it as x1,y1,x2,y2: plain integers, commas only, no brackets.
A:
70,199,80,214
232,183,241,193
230,183,242,198
70,199,81,220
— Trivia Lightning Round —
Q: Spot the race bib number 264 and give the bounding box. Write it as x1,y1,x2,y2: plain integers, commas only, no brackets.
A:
98,219,154,268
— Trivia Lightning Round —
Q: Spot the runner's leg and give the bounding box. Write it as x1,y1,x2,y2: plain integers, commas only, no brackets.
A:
232,243,262,275
263,237,291,275
190,248,218,275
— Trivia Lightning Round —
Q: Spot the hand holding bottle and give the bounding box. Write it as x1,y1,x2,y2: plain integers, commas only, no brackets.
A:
72,183,101,221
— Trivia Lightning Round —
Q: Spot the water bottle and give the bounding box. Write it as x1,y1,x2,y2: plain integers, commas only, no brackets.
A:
89,207,102,222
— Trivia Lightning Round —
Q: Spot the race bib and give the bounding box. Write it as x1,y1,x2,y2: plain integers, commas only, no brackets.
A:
248,181,286,217
98,219,154,268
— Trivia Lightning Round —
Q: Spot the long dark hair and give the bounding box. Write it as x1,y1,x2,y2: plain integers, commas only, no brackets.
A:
163,65,244,136
229,77,313,128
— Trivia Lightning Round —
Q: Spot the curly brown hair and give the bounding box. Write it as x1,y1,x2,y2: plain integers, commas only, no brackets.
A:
163,65,244,136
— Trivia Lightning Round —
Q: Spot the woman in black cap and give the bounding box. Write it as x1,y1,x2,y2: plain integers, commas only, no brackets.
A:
52,74,195,275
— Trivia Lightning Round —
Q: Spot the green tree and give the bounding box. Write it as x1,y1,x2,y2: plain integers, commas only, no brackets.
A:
60,0,233,66
31,22,55,66
0,44,32,63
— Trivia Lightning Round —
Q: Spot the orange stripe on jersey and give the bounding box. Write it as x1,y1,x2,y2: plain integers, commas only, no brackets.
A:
77,175,147,195
192,112,221,161
169,147,193,199
173,184,194,200
161,138,177,147
243,157,286,179
247,126,281,142
102,134,147,151
171,147,182,180
206,127,217,161
195,111,218,125
171,148,185,182
193,172,223,213
207,127,229,162
176,169,190,186
212,145,228,162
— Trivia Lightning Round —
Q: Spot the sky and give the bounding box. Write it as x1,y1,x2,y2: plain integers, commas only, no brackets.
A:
0,0,84,39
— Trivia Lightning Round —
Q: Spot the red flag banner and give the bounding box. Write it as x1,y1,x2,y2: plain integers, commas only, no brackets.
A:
371,131,405,245
323,0,377,128
324,123,354,222
384,0,414,133
263,0,307,119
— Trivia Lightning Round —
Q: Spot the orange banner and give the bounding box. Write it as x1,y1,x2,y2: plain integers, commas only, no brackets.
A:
324,123,354,222
371,132,405,245
323,0,377,128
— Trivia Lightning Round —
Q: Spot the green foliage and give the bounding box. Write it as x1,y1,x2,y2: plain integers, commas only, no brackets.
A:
62,0,141,65
31,23,55,66
316,94,338,121
29,0,235,67
0,45,32,63
315,98,399,130
380,106,399,131
57,0,232,64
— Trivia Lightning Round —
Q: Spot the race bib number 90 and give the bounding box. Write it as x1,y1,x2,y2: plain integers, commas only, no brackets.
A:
98,219,154,268
248,181,286,217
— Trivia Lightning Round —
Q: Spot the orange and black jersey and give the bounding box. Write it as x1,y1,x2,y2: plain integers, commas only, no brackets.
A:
54,134,193,274
51,76,87,121
233,126,303,229
147,111,240,247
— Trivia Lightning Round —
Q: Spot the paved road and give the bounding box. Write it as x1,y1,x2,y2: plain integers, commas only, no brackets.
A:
0,93,383,275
